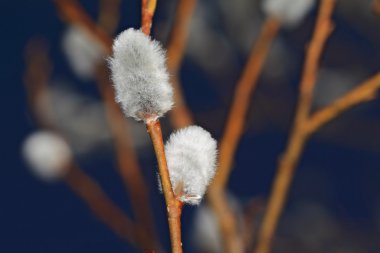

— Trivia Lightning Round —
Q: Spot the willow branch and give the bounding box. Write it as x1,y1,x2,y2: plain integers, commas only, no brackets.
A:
141,2,184,252
141,0,157,35
306,72,380,134
211,17,281,190
146,120,183,253
166,0,197,128
206,17,280,253
254,1,335,253
54,0,112,54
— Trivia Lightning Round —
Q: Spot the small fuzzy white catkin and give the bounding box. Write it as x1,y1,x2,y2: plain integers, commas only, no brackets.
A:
262,0,316,27
22,131,72,181
62,26,106,80
164,126,217,205
109,28,173,122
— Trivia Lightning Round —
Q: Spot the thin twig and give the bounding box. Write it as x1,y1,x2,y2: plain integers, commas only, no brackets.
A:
211,17,281,190
254,1,335,253
306,72,380,134
146,120,183,253
166,0,197,128
141,2,184,252
141,0,157,35
207,17,281,253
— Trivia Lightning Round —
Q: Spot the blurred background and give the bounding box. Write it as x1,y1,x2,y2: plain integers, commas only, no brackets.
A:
2,0,380,252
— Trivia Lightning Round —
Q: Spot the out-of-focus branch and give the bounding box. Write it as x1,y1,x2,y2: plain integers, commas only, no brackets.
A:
306,72,380,134
65,163,138,245
23,38,54,129
166,0,197,128
211,17,281,190
23,39,139,248
207,17,281,253
54,0,112,54
55,0,161,250
374,0,380,16
243,198,265,252
98,0,121,35
254,1,335,253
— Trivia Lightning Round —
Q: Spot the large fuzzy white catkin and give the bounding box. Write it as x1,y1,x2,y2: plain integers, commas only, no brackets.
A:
62,26,106,80
164,126,217,205
109,28,173,122
22,131,72,181
262,0,316,27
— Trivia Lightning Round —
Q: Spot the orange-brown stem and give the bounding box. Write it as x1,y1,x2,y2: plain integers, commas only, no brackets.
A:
254,1,335,253
207,17,280,253
146,120,183,253
211,17,281,191
306,72,380,135
141,0,157,35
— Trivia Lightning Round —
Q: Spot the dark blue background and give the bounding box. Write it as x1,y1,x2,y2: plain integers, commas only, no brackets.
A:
2,0,380,252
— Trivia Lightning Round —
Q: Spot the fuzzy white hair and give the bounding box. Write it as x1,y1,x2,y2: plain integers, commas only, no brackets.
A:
262,0,316,27
164,126,218,205
62,25,106,80
22,131,72,181
109,28,173,122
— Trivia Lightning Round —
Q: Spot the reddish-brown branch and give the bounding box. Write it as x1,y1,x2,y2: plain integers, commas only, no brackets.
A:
141,0,157,35
211,17,281,190
254,1,336,253
65,164,138,244
54,0,112,54
306,72,380,134
166,0,197,128
206,17,280,253
146,121,183,253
